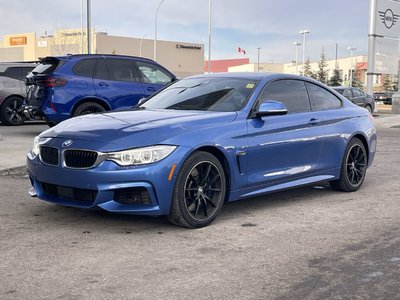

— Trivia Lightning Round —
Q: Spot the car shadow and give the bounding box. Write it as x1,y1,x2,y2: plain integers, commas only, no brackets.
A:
26,182,337,232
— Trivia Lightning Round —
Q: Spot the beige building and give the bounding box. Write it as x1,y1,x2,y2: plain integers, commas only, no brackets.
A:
0,28,204,78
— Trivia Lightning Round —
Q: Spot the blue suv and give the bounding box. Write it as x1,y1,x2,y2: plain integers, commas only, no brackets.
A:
24,54,176,126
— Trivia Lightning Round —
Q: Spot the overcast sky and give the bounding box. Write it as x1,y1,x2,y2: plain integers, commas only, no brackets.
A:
0,0,369,63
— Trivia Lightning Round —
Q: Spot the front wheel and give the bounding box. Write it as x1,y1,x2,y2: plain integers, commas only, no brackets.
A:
168,151,227,228
73,102,106,117
0,97,26,126
330,138,367,192
365,105,372,114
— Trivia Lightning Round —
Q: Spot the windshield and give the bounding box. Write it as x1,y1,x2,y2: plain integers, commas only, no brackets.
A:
141,77,258,112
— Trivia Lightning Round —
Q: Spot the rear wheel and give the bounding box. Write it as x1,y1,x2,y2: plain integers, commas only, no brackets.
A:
73,102,106,117
0,97,26,126
168,151,226,228
330,138,367,192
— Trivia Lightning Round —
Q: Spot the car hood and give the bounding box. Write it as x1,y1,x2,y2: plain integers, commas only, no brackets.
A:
40,109,237,150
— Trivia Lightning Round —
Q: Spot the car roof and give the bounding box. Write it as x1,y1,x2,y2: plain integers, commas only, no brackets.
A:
0,62,37,72
41,54,158,64
188,72,314,82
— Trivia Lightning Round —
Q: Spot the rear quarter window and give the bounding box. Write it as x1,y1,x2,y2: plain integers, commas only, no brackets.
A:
306,82,342,111
73,59,96,77
32,58,64,75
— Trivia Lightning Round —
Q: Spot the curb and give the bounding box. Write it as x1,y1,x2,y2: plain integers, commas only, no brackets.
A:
0,166,28,177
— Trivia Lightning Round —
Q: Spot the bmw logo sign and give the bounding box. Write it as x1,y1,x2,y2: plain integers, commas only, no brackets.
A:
62,140,73,147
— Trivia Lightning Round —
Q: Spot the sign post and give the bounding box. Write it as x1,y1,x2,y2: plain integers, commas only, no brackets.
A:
367,0,400,96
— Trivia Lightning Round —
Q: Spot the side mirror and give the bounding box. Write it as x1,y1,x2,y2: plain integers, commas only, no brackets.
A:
255,100,288,117
137,97,147,106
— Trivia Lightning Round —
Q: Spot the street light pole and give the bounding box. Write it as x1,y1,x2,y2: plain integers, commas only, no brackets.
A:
348,46,357,87
299,29,310,75
140,34,151,57
154,0,165,62
293,42,301,75
208,0,212,74
257,47,261,72
87,0,91,54
81,0,84,54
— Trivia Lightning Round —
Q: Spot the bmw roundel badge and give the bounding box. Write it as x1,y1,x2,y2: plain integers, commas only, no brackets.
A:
62,140,73,147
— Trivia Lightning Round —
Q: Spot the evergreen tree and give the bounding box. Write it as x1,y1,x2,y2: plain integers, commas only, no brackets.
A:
382,74,393,91
303,58,316,79
316,48,329,84
351,71,363,88
328,69,343,86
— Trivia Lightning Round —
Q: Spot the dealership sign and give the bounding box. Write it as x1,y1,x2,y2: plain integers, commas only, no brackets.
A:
375,0,400,38
9,36,27,46
374,37,400,74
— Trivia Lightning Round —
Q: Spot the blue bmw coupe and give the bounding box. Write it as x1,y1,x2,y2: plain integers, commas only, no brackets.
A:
27,73,377,228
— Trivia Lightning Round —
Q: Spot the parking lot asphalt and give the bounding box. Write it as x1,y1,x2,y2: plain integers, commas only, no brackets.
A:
0,118,399,299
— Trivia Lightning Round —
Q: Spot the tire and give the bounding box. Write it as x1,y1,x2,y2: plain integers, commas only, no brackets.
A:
46,121,56,128
365,105,372,114
0,97,26,126
168,151,227,228
73,102,106,117
330,138,367,192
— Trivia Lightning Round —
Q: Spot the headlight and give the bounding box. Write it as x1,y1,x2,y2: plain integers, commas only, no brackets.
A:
32,136,40,157
107,145,177,166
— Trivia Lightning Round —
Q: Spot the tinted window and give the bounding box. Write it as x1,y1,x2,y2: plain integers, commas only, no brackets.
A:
142,77,257,112
106,58,139,82
352,89,360,97
259,80,310,113
352,88,364,97
93,58,109,80
22,67,34,77
4,67,22,80
136,61,172,84
31,58,63,75
73,59,96,77
306,82,341,111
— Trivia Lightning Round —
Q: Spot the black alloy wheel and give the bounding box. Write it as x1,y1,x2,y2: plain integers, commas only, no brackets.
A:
331,138,367,192
168,151,226,228
0,97,26,126
73,102,106,117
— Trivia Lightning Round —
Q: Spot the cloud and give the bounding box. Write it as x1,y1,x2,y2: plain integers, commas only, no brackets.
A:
0,0,370,63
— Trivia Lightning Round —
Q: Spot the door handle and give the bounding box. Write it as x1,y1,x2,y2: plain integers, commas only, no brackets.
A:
98,82,109,87
147,87,157,92
308,118,320,126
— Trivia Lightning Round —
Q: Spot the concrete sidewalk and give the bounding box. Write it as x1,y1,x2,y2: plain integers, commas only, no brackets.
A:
0,114,399,173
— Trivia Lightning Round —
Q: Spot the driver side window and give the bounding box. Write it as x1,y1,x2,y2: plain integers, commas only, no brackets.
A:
258,80,310,114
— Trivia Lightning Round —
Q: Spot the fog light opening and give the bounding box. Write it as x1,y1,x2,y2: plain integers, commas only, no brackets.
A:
114,188,151,205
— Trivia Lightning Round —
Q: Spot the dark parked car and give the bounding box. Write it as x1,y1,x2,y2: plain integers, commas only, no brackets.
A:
24,54,176,126
27,73,376,228
373,91,393,105
0,63,36,125
332,86,375,113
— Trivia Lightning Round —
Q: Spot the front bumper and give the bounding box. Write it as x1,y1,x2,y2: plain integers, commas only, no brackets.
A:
27,146,191,216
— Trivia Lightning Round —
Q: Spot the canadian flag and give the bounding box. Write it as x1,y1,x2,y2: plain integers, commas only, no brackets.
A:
238,47,246,55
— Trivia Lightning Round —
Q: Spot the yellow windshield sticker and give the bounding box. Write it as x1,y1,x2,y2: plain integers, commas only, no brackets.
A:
246,83,255,89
